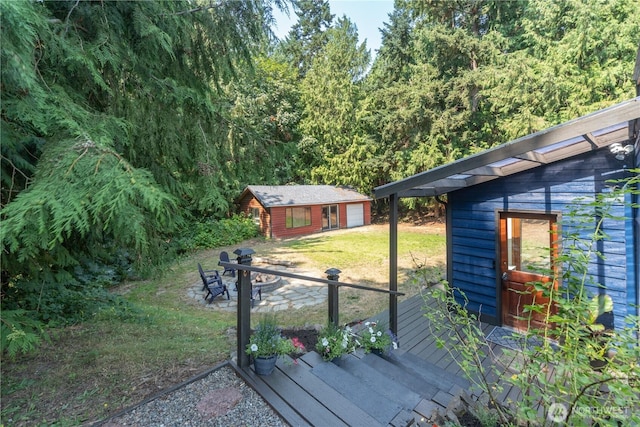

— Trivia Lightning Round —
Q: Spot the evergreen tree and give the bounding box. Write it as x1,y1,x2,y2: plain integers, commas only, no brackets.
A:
222,55,301,186
0,0,285,345
488,0,640,139
277,0,333,78
370,4,416,85
362,0,637,211
298,16,371,190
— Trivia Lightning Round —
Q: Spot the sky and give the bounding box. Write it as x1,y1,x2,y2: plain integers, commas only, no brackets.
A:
272,1,395,57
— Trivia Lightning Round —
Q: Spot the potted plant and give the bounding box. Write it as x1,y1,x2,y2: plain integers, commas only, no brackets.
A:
315,322,356,364
359,321,396,355
246,315,303,375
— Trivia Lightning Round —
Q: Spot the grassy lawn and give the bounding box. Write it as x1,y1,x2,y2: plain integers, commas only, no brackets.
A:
0,224,445,426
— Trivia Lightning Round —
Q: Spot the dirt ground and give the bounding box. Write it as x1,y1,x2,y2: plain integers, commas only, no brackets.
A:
282,328,318,353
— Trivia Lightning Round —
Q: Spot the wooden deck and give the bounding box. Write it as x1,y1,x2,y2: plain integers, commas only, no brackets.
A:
233,294,518,426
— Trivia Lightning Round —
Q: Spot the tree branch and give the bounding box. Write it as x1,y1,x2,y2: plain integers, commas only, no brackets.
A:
63,0,81,37
167,0,222,16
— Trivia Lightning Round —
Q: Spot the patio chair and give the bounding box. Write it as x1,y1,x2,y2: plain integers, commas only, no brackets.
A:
198,263,229,303
251,284,262,308
198,263,217,291
231,276,262,308
218,251,237,277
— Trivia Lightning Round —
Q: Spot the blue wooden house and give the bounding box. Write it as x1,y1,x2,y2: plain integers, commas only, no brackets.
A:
375,98,639,331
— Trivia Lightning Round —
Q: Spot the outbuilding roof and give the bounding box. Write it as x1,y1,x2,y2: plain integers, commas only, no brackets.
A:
241,185,371,208
374,97,640,199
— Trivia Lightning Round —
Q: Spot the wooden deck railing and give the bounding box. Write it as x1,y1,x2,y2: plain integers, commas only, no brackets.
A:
219,249,404,369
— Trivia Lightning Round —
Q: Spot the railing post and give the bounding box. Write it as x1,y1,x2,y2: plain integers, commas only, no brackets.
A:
234,247,255,369
325,268,341,326
389,192,399,341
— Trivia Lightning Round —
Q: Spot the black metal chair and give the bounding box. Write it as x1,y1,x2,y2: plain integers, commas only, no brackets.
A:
251,284,262,308
198,263,229,303
218,251,237,277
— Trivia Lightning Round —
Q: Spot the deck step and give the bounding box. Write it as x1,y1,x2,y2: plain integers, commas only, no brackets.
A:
383,348,470,394
310,362,404,424
238,365,310,426
255,361,348,426
246,347,471,426
339,353,423,410
274,357,380,427
360,352,440,400
303,353,405,424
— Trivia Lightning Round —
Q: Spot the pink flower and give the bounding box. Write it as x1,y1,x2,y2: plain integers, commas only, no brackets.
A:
291,337,305,351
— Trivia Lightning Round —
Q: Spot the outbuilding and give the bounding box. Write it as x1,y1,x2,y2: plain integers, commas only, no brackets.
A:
238,185,372,239
375,97,639,332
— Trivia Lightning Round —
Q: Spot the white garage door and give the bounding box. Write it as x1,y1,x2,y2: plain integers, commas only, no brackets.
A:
346,203,364,228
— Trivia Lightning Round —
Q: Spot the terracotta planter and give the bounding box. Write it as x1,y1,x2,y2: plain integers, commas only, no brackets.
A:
254,355,277,375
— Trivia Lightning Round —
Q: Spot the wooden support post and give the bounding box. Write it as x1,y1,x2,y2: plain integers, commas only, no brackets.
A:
234,248,254,369
326,268,341,326
389,193,399,341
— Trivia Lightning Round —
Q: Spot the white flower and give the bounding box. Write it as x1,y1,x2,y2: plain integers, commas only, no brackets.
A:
370,336,377,343
376,331,382,337
250,344,258,352
364,322,371,326
321,338,329,347
368,327,374,334
392,341,398,350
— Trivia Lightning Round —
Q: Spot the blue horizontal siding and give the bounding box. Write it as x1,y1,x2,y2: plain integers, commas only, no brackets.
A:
453,245,495,259
451,227,497,241
448,149,633,329
452,276,496,298
452,236,495,251
453,262,495,277
452,290,497,318
625,187,638,326
452,216,495,229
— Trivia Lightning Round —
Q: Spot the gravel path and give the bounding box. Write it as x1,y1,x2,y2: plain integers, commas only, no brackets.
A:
101,365,287,427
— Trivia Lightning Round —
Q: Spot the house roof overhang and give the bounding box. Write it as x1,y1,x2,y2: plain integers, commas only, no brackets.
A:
374,97,640,199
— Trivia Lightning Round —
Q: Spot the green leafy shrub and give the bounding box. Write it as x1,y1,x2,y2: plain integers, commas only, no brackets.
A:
0,309,49,359
1,250,142,357
176,213,260,251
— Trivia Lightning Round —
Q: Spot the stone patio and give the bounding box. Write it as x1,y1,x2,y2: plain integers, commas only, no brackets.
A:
188,264,327,312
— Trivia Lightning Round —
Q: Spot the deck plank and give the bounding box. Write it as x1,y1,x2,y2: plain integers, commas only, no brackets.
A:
384,348,470,390
360,353,440,400
394,293,519,411
258,364,349,426
310,357,405,424
340,354,423,410
237,365,311,426
274,357,380,427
